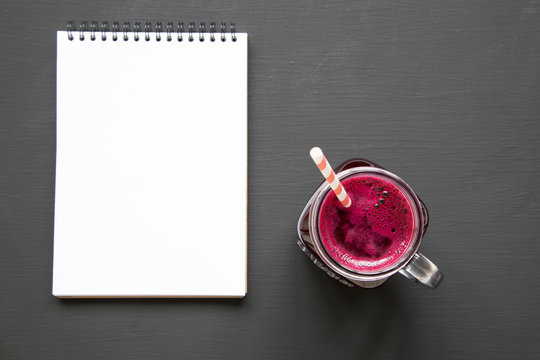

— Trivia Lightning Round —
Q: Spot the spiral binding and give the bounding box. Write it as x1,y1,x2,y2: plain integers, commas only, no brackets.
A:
67,21,237,42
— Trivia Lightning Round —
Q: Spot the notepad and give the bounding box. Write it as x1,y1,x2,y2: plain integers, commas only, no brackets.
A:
53,22,247,297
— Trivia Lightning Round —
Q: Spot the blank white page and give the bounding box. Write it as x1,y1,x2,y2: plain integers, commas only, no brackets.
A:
54,30,247,297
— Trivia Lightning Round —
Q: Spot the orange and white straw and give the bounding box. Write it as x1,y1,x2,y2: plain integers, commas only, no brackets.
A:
310,147,351,208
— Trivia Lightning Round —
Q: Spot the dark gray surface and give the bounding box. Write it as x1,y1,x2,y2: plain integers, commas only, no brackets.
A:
1,0,539,358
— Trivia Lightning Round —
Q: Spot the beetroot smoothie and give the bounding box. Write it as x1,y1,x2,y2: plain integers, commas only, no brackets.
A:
318,174,415,274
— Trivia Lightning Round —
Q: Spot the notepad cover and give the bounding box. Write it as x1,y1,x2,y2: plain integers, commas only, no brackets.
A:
53,31,247,297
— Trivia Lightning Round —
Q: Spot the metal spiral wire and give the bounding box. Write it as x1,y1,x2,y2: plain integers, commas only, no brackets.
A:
67,21,238,42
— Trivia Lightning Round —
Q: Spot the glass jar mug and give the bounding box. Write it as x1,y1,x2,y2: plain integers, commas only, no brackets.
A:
297,159,443,289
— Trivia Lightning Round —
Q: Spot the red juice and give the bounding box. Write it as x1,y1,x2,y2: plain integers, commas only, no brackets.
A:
318,174,415,274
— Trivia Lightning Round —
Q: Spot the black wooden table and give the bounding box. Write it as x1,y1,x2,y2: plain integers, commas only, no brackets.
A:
1,1,539,358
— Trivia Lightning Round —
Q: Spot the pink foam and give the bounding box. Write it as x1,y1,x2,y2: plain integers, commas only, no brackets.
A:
318,174,414,273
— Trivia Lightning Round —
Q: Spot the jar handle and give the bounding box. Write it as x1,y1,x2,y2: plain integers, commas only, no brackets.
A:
399,253,443,288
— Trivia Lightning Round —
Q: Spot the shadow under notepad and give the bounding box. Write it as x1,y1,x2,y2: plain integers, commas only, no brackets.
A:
57,297,245,307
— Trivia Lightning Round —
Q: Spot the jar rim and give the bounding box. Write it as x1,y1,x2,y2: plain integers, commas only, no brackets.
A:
308,167,425,281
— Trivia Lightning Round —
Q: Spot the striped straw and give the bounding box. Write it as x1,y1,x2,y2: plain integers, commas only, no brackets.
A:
310,147,352,208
